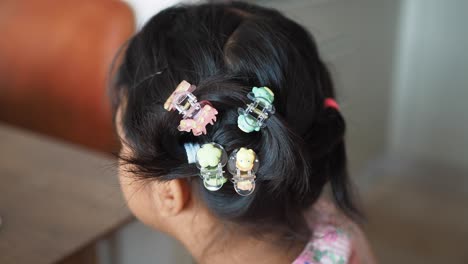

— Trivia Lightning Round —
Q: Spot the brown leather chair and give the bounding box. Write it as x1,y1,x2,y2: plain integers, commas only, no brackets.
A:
0,0,135,153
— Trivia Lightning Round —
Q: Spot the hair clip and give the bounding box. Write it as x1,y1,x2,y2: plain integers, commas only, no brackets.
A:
237,86,275,133
164,80,218,136
196,143,228,191
227,147,259,196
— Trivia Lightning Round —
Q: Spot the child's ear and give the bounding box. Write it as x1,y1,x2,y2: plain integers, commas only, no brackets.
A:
151,179,191,217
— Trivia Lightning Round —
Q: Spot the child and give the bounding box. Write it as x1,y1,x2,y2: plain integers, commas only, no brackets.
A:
111,2,375,263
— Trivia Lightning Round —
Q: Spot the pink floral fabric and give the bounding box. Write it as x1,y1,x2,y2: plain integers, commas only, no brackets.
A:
293,224,351,264
292,199,374,264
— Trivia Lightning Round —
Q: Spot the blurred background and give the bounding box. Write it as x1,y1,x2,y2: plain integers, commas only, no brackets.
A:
0,0,466,263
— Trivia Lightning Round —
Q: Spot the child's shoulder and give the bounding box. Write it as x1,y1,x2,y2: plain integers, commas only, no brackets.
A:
293,198,376,264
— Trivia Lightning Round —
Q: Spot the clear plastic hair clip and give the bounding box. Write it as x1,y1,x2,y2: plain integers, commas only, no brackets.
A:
227,148,259,196
164,80,195,111
196,143,228,191
237,86,275,133
164,81,218,136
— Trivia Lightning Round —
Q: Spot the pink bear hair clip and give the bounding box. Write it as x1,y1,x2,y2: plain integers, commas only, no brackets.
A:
164,80,218,136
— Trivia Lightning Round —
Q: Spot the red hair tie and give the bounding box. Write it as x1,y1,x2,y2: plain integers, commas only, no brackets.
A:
324,98,339,110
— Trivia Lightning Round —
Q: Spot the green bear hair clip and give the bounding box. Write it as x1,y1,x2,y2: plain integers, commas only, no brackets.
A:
237,86,275,133
195,143,228,191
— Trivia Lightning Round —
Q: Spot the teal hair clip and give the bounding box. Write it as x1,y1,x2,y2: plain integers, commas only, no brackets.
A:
237,86,275,133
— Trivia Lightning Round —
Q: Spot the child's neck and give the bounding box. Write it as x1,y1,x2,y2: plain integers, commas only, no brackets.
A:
188,234,306,264
172,204,306,264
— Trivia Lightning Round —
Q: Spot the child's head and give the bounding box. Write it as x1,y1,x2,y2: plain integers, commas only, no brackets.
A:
111,1,358,248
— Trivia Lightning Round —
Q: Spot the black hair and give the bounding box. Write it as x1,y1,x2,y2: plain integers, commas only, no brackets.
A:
110,1,360,242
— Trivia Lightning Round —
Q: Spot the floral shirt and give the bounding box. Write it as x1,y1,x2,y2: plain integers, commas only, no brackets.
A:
292,199,375,264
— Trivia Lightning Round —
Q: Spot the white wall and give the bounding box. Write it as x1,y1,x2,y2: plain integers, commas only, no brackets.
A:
390,0,468,169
